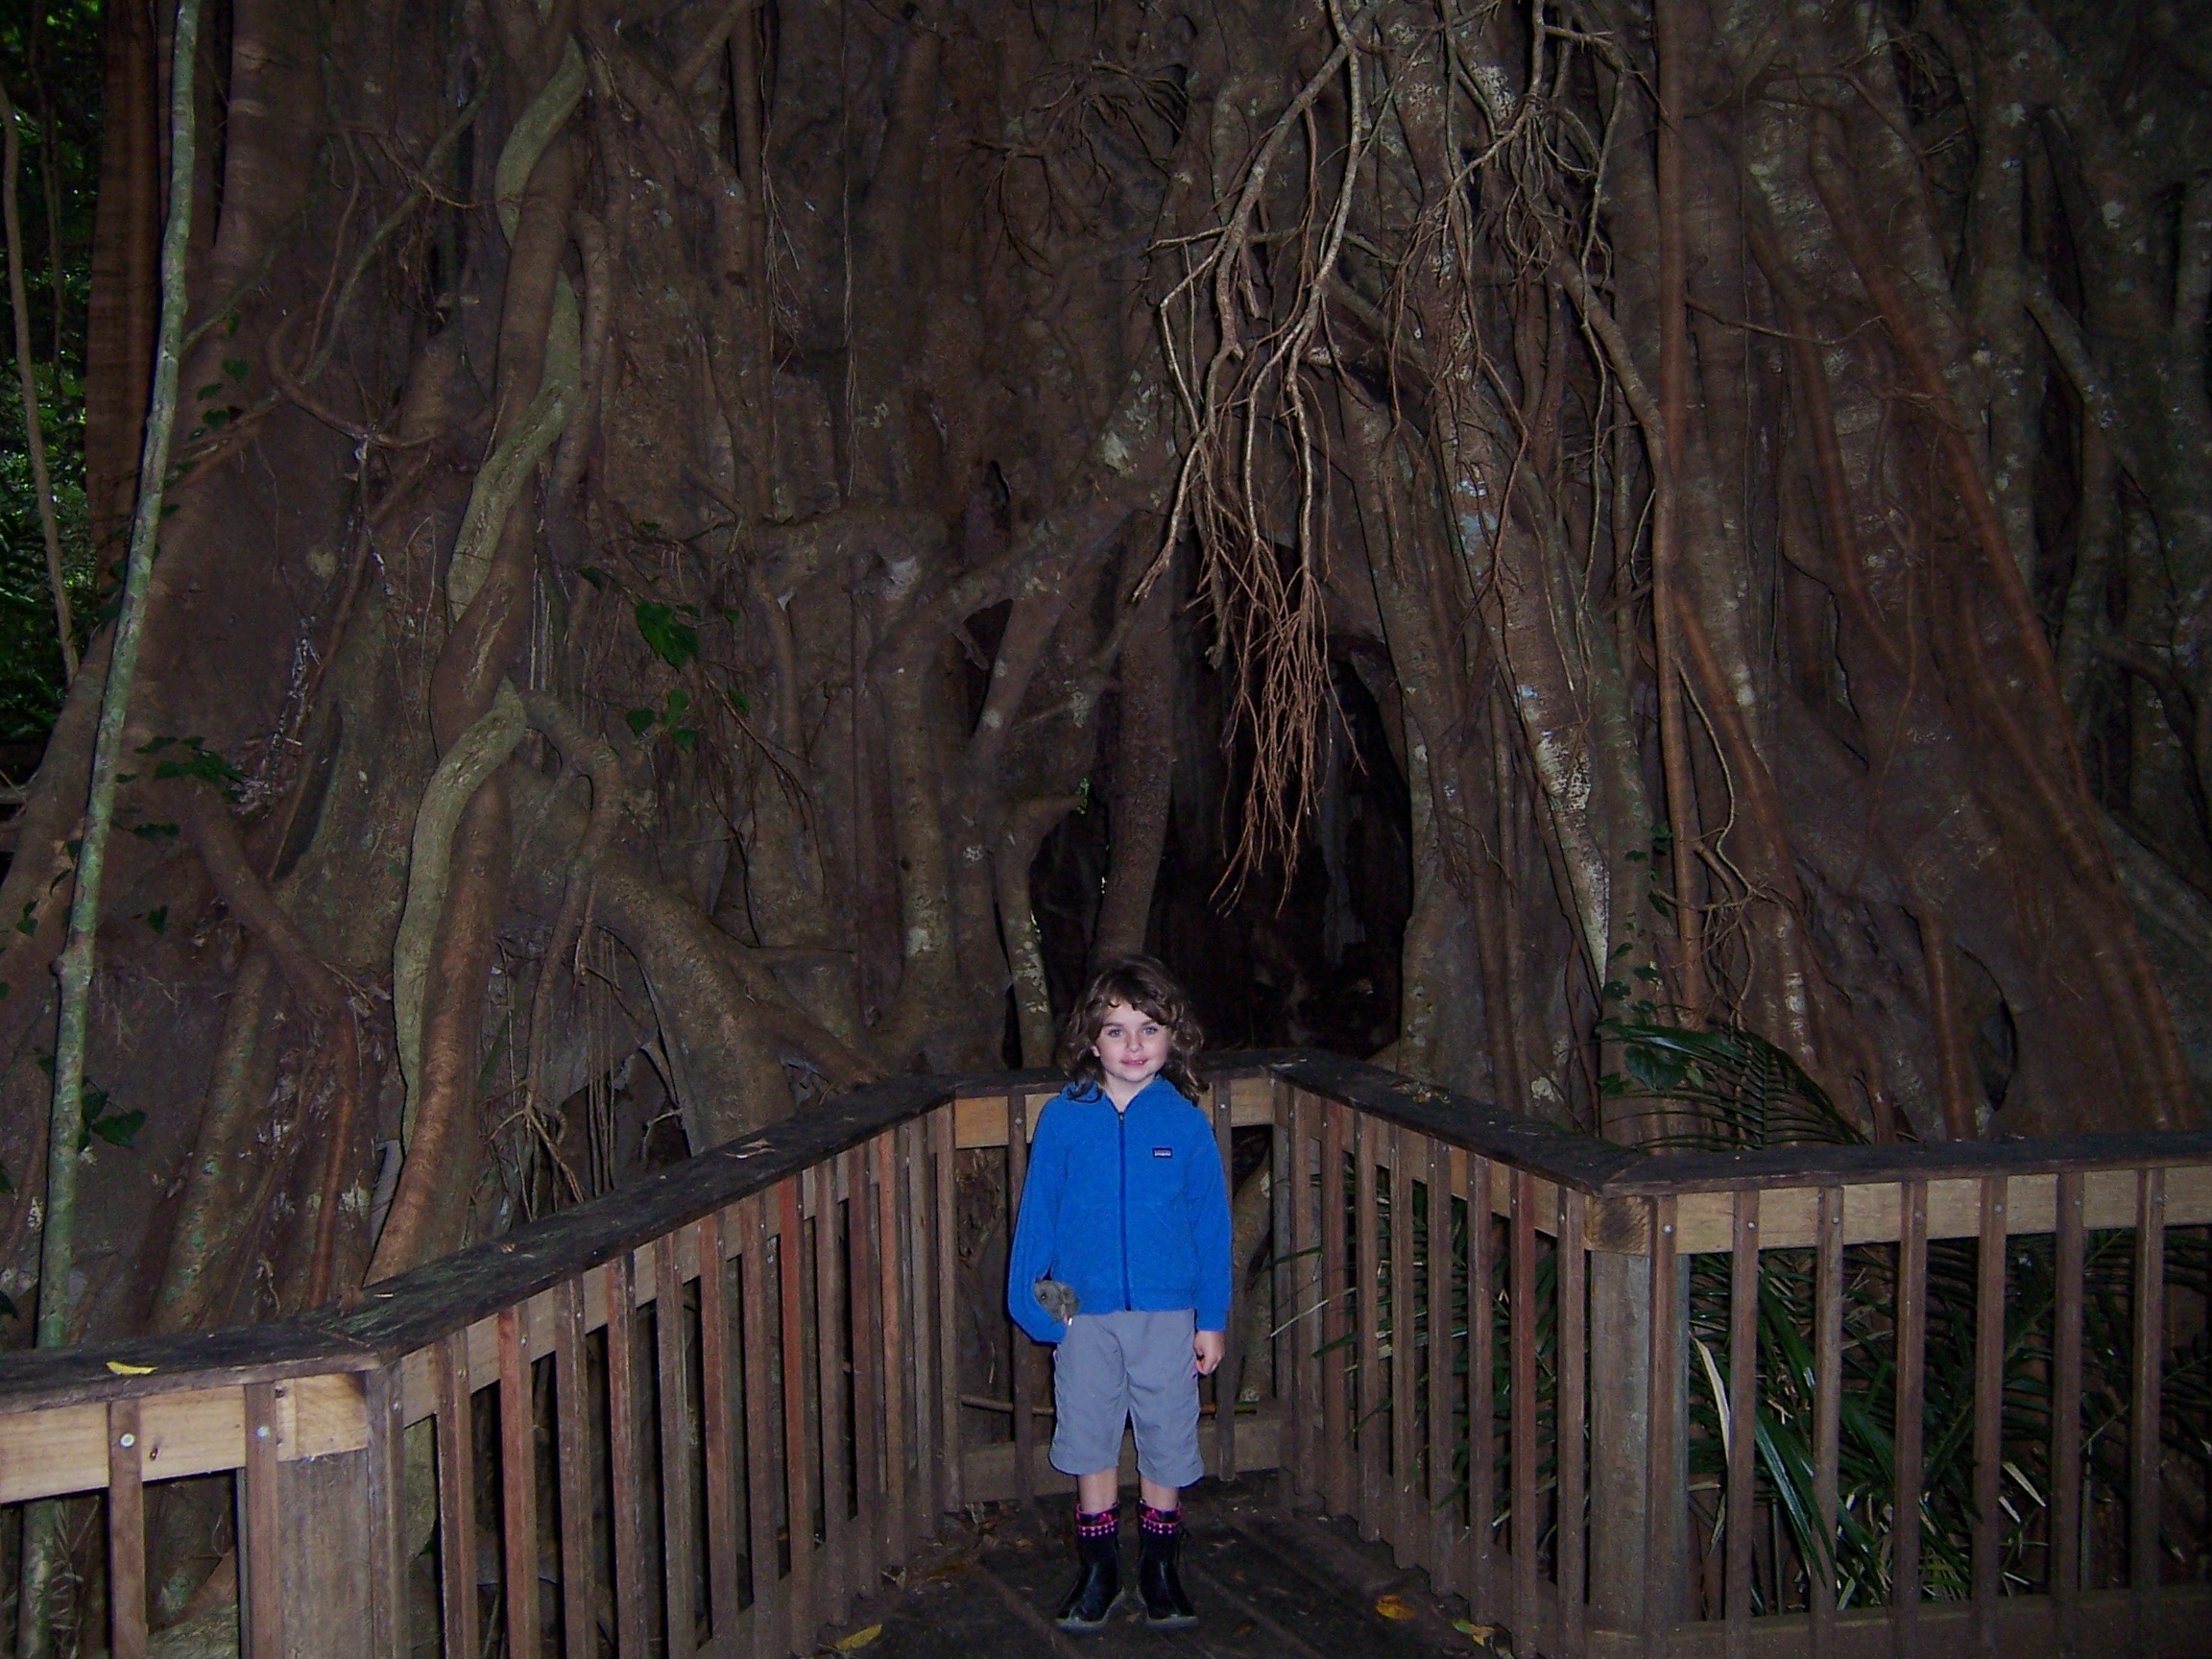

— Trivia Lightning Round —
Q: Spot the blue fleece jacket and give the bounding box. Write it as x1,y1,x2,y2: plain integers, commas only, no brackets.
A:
1005,1076,1234,1344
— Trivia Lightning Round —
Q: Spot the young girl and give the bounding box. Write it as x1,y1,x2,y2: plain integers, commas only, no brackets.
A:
1006,957,1231,1633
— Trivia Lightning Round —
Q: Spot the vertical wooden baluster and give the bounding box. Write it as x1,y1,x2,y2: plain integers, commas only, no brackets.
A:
241,1381,283,1659
108,1398,146,1659
2052,1173,2084,1658
933,1106,965,1515
1007,1091,1037,1507
1893,1181,1928,1659
699,1214,742,1647
812,1163,853,1623
1272,1095,1298,1504
655,1234,700,1659
846,1149,880,1599
740,1195,784,1659
1291,1093,1321,1504
365,1363,408,1659
1426,1137,1455,1593
1643,1197,1679,1659
434,1337,480,1659
1510,1170,1538,1644
1214,1083,1241,1481
1467,1154,1496,1621
902,1118,939,1540
1320,1099,1351,1517
554,1278,594,1659
2130,1168,2166,1654
1355,1112,1383,1539
875,1132,913,1565
1390,1129,1418,1566
1294,1093,1320,1500
1972,1178,2008,1659
1557,1190,1587,1659
777,1177,816,1646
1725,1190,1759,1659
499,1308,541,1659
608,1253,648,1658
1811,1189,1844,1659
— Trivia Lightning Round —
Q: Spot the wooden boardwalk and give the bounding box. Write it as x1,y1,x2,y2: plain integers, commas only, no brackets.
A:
0,1054,2202,1658
817,1483,1488,1659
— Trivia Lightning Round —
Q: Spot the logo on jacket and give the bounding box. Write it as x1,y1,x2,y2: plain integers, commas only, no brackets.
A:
1152,1146,1173,1158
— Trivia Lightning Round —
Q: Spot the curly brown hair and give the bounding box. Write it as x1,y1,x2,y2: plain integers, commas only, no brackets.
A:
1059,955,1206,1100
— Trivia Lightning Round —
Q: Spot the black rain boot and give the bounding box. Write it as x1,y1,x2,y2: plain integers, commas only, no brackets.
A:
1138,1507,1196,1630
1055,1510,1122,1634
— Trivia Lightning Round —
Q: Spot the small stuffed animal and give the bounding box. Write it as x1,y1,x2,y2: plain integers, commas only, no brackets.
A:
1033,1279,1079,1323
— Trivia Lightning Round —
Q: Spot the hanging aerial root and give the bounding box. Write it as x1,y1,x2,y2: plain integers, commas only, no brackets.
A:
1152,0,1376,895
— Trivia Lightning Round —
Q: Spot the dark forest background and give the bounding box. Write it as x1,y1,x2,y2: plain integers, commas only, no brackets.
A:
0,0,2207,1358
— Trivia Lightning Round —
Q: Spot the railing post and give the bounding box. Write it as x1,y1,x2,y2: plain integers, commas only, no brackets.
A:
364,1363,408,1659
107,1400,146,1659
1643,1198,1683,1658
240,1381,282,1659
264,1372,385,1658
1587,1246,1650,1633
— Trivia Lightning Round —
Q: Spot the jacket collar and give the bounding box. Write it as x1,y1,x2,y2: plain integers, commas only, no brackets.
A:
1067,1075,1186,1112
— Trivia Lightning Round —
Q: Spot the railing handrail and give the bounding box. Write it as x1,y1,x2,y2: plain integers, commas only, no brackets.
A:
0,1047,2204,1415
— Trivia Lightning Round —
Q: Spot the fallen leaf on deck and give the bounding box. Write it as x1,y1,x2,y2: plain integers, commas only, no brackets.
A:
1375,1594,1416,1620
1454,1621,1498,1641
831,1625,882,1650
106,1361,156,1376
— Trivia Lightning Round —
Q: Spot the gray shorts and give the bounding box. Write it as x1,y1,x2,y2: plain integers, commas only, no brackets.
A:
1050,1308,1205,1488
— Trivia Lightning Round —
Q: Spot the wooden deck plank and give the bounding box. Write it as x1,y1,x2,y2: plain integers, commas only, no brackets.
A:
698,1210,743,1647
1971,1180,2007,1659
553,1277,595,1659
850,1146,885,1599
1811,1189,1843,1659
433,1337,478,1659
1893,1182,1929,1659
1322,1098,1351,1518
820,1155,855,1620
107,1399,146,1659
739,1192,785,1659
778,1177,816,1645
498,1308,540,1659
655,1233,699,1659
1008,1092,1037,1510
1725,1190,1759,1659
1510,1169,1537,1646
606,1251,648,1658
934,1105,964,1515
2051,1174,2085,1658
1215,1086,1240,1482
1390,1129,1417,1568
2129,1169,2166,1654
1556,1189,1586,1659
1355,1110,1382,1539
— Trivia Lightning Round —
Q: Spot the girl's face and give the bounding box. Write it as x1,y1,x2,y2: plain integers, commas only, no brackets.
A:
1093,1000,1171,1097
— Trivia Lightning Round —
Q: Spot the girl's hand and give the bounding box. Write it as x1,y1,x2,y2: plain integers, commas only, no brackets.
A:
1193,1329,1226,1376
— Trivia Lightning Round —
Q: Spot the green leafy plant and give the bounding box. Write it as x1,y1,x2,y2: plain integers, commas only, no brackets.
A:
136,733,243,799
635,600,700,670
30,1057,142,1152
626,687,699,751
1598,1018,1864,1148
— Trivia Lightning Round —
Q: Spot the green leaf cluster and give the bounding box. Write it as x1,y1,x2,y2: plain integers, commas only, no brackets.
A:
1597,1019,1865,1150
137,733,244,799
626,687,699,751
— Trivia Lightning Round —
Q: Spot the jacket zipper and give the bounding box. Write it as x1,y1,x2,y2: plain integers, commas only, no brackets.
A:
1118,1105,1132,1310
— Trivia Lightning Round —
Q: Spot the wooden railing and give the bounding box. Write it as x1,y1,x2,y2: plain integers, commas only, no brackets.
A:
0,1051,2203,1658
